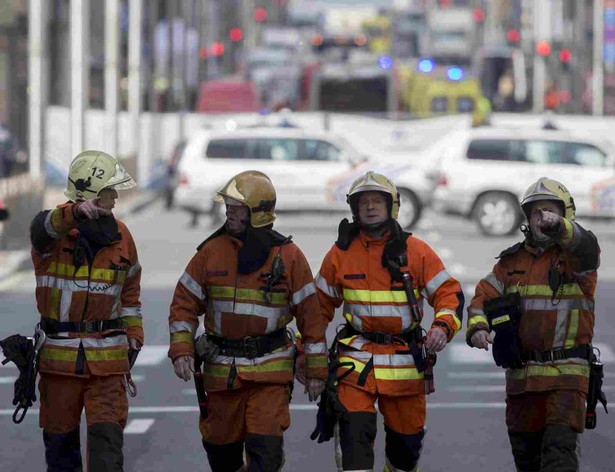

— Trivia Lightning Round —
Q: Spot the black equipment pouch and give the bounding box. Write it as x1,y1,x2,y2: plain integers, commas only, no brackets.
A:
484,292,524,369
586,347,608,429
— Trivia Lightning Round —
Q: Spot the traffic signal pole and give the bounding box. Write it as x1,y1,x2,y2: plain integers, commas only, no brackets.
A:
593,0,605,115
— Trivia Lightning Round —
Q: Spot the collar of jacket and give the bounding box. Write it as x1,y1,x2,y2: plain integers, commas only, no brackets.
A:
358,228,390,247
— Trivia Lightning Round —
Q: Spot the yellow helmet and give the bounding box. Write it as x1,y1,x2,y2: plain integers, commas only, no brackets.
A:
520,177,576,220
346,171,400,220
214,170,277,228
64,150,136,202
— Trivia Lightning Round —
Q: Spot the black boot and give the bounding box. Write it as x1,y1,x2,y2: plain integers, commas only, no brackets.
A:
202,439,245,472
541,424,579,472
88,422,124,472
244,433,284,472
384,426,425,472
339,411,378,471
43,427,83,472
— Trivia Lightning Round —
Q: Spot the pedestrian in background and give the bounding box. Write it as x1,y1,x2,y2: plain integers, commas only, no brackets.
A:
467,177,603,472
308,171,464,472
168,170,327,472
0,122,25,178
29,150,143,471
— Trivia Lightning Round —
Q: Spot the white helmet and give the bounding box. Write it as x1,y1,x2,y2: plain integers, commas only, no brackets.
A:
64,150,136,202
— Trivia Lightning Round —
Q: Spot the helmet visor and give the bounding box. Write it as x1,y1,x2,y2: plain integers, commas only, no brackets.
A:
104,162,137,191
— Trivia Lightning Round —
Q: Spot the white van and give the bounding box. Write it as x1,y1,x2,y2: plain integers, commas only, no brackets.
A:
432,126,615,236
174,126,436,229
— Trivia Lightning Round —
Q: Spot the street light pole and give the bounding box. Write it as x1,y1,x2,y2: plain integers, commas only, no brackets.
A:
593,0,605,115
105,0,120,158
128,0,143,180
70,0,89,158
28,0,46,179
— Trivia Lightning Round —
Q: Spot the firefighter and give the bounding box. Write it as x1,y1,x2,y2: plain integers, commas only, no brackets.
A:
169,170,327,472
309,171,464,472
29,150,143,471
467,177,601,472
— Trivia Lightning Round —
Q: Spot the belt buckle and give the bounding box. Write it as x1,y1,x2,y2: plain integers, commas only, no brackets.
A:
243,337,259,359
543,350,554,362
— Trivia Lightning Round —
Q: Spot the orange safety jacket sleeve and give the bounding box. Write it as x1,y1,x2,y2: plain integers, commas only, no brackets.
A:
168,250,206,361
465,263,505,345
119,231,143,345
410,238,464,341
315,247,344,325
288,247,328,380
554,217,600,273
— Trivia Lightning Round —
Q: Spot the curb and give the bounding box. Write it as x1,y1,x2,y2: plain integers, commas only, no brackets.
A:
0,192,161,285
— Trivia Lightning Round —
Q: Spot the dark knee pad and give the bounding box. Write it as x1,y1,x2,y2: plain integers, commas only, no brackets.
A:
88,422,124,472
339,411,377,471
43,427,83,471
541,424,578,472
202,440,245,472
508,430,544,472
244,433,284,472
384,425,425,471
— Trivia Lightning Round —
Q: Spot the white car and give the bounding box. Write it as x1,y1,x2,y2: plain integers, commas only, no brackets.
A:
432,126,615,236
174,126,436,229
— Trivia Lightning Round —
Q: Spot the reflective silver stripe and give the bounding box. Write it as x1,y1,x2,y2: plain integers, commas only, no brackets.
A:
344,301,364,331
110,297,121,319
127,261,141,279
81,335,128,349
211,344,295,366
291,282,316,306
59,291,73,322
469,307,485,316
42,337,82,348
36,276,122,296
179,272,205,301
347,303,411,318
170,320,197,335
315,273,341,299
522,298,594,312
211,300,289,333
303,342,327,355
120,306,142,318
44,210,60,239
425,269,451,298
483,272,505,295
338,349,416,368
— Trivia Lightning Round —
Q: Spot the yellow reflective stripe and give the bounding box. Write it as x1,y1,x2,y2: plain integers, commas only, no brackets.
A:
374,366,422,381
238,359,293,373
49,261,88,278
343,289,420,303
561,219,574,243
39,348,78,362
204,364,231,377
435,310,462,331
306,356,328,369
209,286,288,305
84,348,127,362
468,315,489,328
48,287,60,320
507,364,590,379
122,316,142,328
506,284,584,297
565,309,579,349
171,332,193,344
91,268,126,284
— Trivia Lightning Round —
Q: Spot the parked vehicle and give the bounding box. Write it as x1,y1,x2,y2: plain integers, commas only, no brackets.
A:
432,126,615,236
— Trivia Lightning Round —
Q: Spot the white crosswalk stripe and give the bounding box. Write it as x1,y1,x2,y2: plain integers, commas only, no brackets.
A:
133,346,169,366
124,419,155,434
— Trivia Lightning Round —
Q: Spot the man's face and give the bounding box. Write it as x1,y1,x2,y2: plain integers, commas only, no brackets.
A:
224,197,249,234
528,200,563,240
357,191,388,226
97,188,118,211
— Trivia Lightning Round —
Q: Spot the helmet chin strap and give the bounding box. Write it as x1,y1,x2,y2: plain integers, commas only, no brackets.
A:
359,218,391,235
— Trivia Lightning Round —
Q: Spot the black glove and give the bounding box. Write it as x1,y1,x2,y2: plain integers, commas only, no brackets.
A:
485,293,524,369
310,393,336,443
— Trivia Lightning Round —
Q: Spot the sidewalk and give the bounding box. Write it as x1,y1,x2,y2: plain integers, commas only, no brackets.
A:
0,186,160,283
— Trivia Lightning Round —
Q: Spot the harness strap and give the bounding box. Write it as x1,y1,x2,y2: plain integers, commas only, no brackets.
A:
522,345,590,363
208,328,289,359
40,318,124,334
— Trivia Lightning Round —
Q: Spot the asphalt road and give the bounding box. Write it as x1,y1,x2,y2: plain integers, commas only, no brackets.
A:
1,201,614,471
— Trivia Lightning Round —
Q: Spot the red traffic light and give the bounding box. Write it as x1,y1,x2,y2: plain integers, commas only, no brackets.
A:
559,49,572,63
439,0,452,7
536,41,551,57
229,28,243,42
473,8,485,22
507,29,521,43
211,42,225,57
253,7,267,22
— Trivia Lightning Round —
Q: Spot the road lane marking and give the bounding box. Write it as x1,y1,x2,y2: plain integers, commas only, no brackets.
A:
133,346,169,366
448,385,505,393
447,344,492,364
0,376,16,384
124,419,155,434
448,372,504,379
594,343,614,362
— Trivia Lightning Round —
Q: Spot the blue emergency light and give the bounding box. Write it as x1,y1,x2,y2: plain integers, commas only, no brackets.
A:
446,66,464,81
417,59,435,73
378,55,393,70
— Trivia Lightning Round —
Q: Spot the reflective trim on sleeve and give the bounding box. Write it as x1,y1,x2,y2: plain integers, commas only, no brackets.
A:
120,306,142,318
467,315,489,329
506,284,584,297
425,269,451,298
315,273,341,299
170,320,198,334
434,309,462,331
127,261,141,278
303,342,327,355
179,271,205,301
44,210,61,239
291,282,316,306
171,331,194,344
483,272,505,295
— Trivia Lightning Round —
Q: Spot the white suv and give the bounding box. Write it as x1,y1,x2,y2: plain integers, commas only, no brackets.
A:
433,126,615,236
174,126,436,229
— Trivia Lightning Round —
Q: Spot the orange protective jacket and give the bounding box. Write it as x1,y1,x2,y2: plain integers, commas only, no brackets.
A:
31,203,143,377
168,232,328,392
467,217,600,395
317,230,464,396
